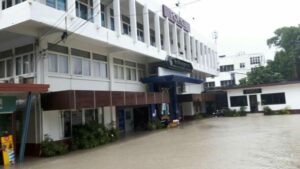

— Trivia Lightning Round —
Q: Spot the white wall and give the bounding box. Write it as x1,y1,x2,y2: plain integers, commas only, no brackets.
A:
181,102,195,116
227,83,300,112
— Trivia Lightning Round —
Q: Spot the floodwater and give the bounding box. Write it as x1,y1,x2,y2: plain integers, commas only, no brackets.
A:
4,114,300,169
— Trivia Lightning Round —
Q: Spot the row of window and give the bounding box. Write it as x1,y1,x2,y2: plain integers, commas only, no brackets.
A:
220,65,234,72
0,44,35,79
48,44,146,81
230,93,286,107
205,82,215,88
250,56,261,65
220,80,235,87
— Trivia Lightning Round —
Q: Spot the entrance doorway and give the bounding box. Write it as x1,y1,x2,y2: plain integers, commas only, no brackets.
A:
249,95,258,113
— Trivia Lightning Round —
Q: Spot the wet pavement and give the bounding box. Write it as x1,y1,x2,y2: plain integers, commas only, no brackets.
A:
4,114,300,169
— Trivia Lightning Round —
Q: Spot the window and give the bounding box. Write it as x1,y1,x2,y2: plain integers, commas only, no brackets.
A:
205,82,215,88
250,56,261,65
101,4,106,27
251,67,257,72
125,61,137,81
220,65,234,72
48,53,69,74
84,109,99,124
137,29,144,42
0,58,13,79
15,44,35,76
230,96,248,107
71,49,91,76
92,53,108,78
150,30,155,46
221,80,235,87
0,61,4,78
46,0,66,11
72,110,83,126
110,9,115,31
137,64,146,80
122,22,131,35
113,58,124,80
76,0,93,21
261,93,286,105
240,63,245,68
63,111,71,138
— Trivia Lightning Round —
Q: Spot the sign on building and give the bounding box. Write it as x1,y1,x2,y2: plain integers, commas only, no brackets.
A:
162,5,191,32
0,97,16,114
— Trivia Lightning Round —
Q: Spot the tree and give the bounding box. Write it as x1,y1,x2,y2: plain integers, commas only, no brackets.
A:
240,25,300,85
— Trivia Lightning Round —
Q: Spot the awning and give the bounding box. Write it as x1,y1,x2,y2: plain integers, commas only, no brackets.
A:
141,75,203,84
0,83,49,93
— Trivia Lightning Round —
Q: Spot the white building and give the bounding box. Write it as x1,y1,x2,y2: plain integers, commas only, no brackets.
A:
226,81,300,113
206,52,265,88
0,0,217,157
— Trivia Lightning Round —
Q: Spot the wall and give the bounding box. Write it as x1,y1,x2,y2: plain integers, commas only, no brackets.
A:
227,83,300,112
181,102,195,116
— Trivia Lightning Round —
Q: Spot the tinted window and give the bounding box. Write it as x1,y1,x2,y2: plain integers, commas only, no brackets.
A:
230,96,248,107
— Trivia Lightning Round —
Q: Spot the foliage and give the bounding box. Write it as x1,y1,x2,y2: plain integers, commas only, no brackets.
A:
223,108,247,117
240,25,300,85
195,113,204,119
277,107,290,115
72,123,119,150
41,135,69,157
147,119,167,131
263,106,274,115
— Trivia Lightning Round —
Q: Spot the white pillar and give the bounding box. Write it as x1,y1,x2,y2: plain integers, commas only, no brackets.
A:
154,13,161,50
113,0,121,37
172,24,178,57
0,0,2,15
105,4,111,29
164,19,171,55
143,5,150,46
197,41,201,64
129,0,137,42
186,34,191,60
179,29,185,57
192,37,196,62
93,0,101,29
67,0,76,17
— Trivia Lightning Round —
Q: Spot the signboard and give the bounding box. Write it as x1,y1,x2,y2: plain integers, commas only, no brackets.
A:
243,88,262,94
162,5,191,32
167,57,193,72
0,97,16,114
1,135,15,166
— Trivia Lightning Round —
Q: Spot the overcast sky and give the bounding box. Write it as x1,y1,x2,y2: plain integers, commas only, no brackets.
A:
162,0,300,60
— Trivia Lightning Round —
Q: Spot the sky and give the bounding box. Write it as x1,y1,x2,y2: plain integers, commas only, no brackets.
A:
161,0,300,60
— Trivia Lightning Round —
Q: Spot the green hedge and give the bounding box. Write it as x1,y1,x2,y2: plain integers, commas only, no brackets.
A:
224,107,247,117
41,135,69,157
263,106,290,115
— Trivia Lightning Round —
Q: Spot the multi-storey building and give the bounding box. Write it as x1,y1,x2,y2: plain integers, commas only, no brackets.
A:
0,0,217,158
206,52,265,88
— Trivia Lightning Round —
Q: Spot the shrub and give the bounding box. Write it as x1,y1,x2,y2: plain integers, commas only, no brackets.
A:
263,106,275,115
72,123,118,150
277,107,290,115
41,135,69,157
239,106,247,116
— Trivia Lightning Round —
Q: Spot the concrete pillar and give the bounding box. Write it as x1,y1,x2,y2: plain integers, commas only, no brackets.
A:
105,5,111,29
192,37,196,62
179,29,185,57
172,24,178,57
186,34,191,60
197,41,201,64
113,0,121,37
67,0,76,17
129,0,137,42
143,5,150,46
164,19,171,55
93,0,101,29
0,0,2,15
154,13,161,50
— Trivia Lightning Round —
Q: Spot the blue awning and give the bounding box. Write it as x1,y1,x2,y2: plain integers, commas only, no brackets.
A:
141,75,203,84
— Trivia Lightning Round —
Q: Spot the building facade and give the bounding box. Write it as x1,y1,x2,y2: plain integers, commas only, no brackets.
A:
225,81,300,113
206,52,265,88
0,0,217,156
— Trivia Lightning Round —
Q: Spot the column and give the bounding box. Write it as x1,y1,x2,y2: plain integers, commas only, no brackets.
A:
192,37,196,62
105,5,111,29
179,29,185,57
172,24,178,57
113,0,121,36
143,5,150,46
164,19,171,55
154,13,161,50
67,0,76,17
197,41,201,64
186,34,191,60
93,0,101,29
0,0,2,15
129,0,137,42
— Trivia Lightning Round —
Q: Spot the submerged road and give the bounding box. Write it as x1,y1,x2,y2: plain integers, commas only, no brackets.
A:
6,114,300,169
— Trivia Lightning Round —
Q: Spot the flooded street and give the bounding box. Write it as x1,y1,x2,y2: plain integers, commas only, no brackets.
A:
6,114,300,169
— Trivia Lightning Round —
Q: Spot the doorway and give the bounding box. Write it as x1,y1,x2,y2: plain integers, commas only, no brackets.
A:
249,95,258,113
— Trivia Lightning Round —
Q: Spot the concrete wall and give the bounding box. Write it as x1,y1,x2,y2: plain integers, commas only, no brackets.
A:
227,83,300,112
182,102,195,116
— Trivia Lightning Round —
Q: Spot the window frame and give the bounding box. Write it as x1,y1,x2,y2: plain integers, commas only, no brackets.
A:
230,96,248,107
261,93,286,105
